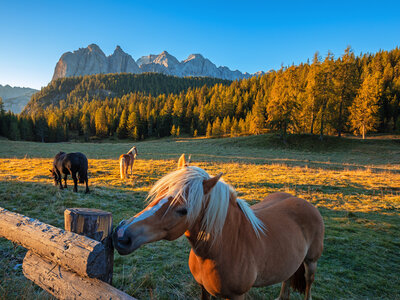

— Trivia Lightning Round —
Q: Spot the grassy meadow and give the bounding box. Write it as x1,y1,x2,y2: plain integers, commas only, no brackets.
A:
0,134,399,299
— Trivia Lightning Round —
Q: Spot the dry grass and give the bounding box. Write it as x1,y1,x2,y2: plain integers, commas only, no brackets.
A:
0,135,399,299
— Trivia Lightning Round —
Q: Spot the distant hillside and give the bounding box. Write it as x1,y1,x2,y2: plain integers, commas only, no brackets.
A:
0,85,38,113
23,72,231,114
52,44,264,81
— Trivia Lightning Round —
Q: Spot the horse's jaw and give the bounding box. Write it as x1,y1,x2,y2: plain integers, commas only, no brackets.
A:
114,235,146,255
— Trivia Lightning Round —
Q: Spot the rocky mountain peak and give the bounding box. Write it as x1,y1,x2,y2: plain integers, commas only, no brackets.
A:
87,43,104,54
153,51,180,68
114,45,123,53
0,84,38,113
52,44,261,81
184,54,205,62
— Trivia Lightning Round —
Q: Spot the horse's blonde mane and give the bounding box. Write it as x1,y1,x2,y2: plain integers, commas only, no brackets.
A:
128,146,137,156
147,166,265,240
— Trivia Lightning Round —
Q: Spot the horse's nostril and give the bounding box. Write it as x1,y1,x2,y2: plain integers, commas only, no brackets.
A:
118,235,131,246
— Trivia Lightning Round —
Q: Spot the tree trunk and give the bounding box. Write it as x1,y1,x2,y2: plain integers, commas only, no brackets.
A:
281,122,287,143
338,100,343,137
310,111,315,134
362,123,365,139
319,113,325,140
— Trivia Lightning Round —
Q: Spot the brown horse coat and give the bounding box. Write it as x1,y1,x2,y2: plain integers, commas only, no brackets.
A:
119,146,137,179
187,192,324,299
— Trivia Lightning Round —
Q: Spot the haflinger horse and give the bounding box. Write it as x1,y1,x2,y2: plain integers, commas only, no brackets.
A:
113,154,324,300
119,146,138,179
50,151,89,193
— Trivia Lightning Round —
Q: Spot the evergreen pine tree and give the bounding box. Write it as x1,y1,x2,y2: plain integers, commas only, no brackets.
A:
117,109,128,139
349,72,382,139
171,124,176,137
206,122,212,138
212,117,222,136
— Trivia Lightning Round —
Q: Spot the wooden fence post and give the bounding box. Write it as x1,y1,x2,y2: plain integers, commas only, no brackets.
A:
0,207,106,278
64,208,114,284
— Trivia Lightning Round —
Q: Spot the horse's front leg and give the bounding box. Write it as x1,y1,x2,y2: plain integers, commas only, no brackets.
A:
85,177,89,194
63,174,68,188
58,179,64,190
304,261,317,300
71,173,78,192
201,285,210,300
276,279,291,300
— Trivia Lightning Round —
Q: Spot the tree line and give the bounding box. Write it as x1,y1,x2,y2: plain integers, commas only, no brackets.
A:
1,46,400,142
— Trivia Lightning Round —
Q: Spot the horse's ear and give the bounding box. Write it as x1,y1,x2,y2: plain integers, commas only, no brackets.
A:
187,155,191,165
203,173,223,195
177,154,186,169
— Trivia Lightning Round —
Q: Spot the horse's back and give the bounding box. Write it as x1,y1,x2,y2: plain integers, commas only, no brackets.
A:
120,153,133,165
59,152,88,174
253,192,324,257
254,192,322,223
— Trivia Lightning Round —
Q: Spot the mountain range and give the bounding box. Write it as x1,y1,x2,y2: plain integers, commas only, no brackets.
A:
52,44,264,81
0,84,38,113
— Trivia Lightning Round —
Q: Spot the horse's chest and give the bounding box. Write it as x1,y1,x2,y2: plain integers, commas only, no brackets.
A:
188,250,254,297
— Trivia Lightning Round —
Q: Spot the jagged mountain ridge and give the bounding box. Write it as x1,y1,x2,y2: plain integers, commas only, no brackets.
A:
52,44,264,81
0,84,38,113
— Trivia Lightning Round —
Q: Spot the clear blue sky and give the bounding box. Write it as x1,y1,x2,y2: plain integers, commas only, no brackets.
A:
1,0,400,89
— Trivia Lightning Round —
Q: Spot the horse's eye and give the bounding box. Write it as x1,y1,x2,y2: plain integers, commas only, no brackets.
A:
176,208,187,216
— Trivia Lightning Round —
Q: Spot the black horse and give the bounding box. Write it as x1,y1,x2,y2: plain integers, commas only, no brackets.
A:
50,152,89,193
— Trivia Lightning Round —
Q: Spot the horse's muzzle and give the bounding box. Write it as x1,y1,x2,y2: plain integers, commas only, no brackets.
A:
112,224,132,255
112,223,144,255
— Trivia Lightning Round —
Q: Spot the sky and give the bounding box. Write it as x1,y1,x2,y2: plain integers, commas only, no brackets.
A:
1,0,400,90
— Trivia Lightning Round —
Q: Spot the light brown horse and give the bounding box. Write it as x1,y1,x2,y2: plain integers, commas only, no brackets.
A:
119,146,138,179
113,155,324,299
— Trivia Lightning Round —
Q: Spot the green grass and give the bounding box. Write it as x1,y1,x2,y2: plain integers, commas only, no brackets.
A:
0,134,399,299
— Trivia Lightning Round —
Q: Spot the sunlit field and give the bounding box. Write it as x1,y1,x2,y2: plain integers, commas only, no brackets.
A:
0,135,399,299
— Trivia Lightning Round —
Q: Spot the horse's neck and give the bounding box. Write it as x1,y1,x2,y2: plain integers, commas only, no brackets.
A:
185,195,259,259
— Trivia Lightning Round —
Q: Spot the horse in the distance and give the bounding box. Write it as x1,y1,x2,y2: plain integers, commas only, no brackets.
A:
119,146,138,179
113,155,324,300
50,152,89,193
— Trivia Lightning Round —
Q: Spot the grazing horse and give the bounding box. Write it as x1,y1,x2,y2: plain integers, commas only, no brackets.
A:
119,146,138,179
113,155,324,300
50,151,89,193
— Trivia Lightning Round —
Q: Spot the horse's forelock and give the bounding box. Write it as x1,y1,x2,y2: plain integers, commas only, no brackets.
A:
147,166,234,241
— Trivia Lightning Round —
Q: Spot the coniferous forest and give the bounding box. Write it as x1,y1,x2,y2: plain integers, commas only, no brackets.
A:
1,47,400,142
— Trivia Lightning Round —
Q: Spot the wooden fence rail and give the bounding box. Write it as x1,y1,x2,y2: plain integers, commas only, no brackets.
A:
0,207,136,300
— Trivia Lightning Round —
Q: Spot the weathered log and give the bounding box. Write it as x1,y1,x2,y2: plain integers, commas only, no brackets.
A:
23,251,136,300
0,207,106,278
64,208,114,284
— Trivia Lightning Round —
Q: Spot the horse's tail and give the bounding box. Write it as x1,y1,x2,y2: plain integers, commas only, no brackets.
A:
78,170,87,183
120,157,125,179
290,262,306,294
